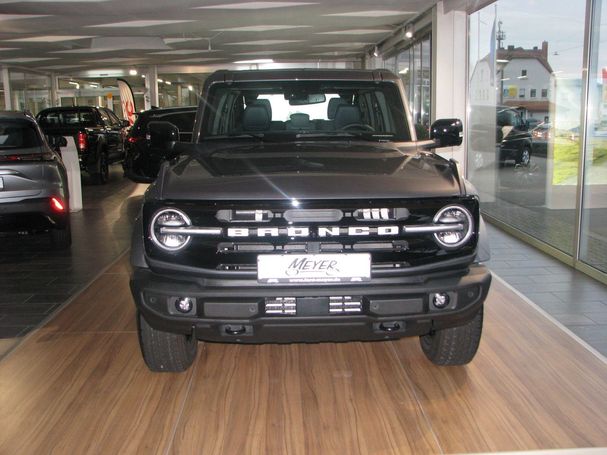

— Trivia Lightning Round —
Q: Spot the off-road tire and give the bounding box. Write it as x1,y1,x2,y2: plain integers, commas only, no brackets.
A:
517,146,531,166
419,305,483,366
137,312,197,372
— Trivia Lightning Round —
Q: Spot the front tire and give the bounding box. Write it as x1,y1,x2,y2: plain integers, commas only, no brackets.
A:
419,306,483,366
517,146,531,166
137,312,197,372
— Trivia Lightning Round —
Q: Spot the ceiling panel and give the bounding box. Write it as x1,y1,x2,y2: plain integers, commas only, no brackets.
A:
0,0,437,74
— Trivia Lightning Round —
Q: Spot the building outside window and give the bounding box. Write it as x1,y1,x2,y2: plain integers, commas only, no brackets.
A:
468,0,607,282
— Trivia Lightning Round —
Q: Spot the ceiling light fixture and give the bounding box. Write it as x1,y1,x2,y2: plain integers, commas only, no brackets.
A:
157,78,163,83
405,30,413,39
188,85,193,91
372,46,379,57
165,81,172,85
129,69,137,76
233,58,274,64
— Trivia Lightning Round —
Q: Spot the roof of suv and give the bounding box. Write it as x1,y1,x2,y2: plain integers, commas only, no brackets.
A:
0,111,36,121
207,68,400,85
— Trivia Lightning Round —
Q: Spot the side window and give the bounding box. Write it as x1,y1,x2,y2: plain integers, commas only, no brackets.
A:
79,110,96,127
38,112,61,127
98,109,111,126
107,110,122,126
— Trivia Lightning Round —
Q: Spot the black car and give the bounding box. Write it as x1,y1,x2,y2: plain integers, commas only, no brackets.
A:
36,106,129,184
0,111,71,249
123,106,196,183
129,69,491,372
496,106,533,166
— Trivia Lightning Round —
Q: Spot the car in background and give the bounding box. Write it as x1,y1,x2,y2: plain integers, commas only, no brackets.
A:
0,111,71,249
531,122,552,157
123,106,196,183
496,106,533,167
36,106,129,184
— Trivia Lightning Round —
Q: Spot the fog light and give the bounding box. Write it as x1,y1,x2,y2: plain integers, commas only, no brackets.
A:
432,293,450,309
175,297,194,313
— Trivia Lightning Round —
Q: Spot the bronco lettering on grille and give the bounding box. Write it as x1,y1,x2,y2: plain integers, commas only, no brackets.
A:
226,226,401,238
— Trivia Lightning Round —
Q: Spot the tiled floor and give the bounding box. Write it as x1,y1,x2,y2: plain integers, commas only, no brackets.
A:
1,172,606,359
486,223,607,356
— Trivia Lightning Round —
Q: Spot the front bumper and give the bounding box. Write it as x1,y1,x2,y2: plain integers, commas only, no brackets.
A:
131,264,491,343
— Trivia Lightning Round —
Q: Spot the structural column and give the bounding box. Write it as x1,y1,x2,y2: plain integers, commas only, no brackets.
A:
50,73,60,107
2,66,12,110
432,1,468,170
145,66,159,110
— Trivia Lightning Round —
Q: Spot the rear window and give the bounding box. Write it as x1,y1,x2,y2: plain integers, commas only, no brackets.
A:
0,120,41,149
37,109,97,128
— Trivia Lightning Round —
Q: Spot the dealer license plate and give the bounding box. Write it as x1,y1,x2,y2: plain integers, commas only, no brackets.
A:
257,253,371,284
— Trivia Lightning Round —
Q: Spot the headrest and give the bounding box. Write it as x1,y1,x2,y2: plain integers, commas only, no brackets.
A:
251,99,272,119
289,113,311,128
333,105,362,130
327,98,348,120
242,105,270,131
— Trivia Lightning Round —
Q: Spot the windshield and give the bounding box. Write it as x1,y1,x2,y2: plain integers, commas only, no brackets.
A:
200,80,411,142
0,120,41,149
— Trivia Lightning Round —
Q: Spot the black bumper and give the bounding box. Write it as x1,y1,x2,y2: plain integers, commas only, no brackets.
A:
0,198,69,232
131,264,491,343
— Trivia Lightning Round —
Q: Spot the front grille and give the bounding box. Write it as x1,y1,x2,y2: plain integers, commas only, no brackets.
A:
144,197,479,275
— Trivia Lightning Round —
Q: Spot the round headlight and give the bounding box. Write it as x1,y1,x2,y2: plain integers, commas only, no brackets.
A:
150,208,192,251
433,205,474,249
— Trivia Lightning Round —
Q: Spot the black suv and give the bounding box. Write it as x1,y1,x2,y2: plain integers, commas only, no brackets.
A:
123,106,196,183
37,106,129,184
130,69,491,372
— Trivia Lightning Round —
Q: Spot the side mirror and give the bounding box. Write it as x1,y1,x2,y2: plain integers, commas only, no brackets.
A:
430,118,463,148
121,119,130,128
148,121,179,147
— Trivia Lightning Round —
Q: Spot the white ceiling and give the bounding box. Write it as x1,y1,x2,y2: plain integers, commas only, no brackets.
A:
0,0,437,76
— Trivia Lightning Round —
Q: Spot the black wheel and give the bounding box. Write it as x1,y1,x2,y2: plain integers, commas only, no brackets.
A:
91,149,109,184
419,306,483,366
50,223,71,250
137,312,197,372
517,146,531,166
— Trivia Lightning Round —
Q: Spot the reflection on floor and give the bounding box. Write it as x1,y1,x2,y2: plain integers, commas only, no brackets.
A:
0,255,605,454
487,224,607,356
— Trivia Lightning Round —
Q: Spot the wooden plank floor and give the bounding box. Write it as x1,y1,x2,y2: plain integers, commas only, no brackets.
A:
0,255,606,454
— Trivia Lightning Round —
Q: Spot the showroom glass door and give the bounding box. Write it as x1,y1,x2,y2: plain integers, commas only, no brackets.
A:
465,0,607,284
580,0,607,275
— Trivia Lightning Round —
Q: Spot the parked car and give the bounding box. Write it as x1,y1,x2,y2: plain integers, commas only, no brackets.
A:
36,106,129,184
496,106,533,167
531,122,552,157
129,69,492,373
0,111,71,249
123,106,196,183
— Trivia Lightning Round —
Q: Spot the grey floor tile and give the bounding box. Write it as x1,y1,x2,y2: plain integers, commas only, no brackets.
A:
553,314,597,326
584,312,607,324
568,325,607,343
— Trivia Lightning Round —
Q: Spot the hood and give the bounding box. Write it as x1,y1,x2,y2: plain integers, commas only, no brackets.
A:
158,141,463,201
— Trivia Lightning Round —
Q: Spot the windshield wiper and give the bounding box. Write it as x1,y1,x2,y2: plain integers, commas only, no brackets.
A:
295,131,395,141
204,133,265,140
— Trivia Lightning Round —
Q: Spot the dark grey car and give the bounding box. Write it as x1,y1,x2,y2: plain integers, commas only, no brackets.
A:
0,111,71,249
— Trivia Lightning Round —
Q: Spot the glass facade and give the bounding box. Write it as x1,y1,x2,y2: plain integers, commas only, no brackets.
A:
383,33,432,139
468,0,607,279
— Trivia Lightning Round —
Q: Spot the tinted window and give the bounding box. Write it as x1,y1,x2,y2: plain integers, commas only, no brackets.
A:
131,109,196,138
98,109,111,126
106,109,122,126
38,109,96,128
0,120,41,148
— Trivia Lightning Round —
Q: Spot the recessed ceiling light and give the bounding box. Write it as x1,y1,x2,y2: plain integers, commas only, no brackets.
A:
52,48,118,54
169,57,224,62
234,50,297,56
40,65,84,70
6,35,95,42
324,10,414,18
313,42,372,48
151,50,211,55
233,58,275,64
317,29,392,35
310,52,360,56
0,57,57,62
87,20,195,28
0,48,18,52
163,37,204,44
165,81,172,85
84,58,140,63
195,2,316,10
213,25,310,32
129,69,138,76
0,14,49,20
226,40,304,46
